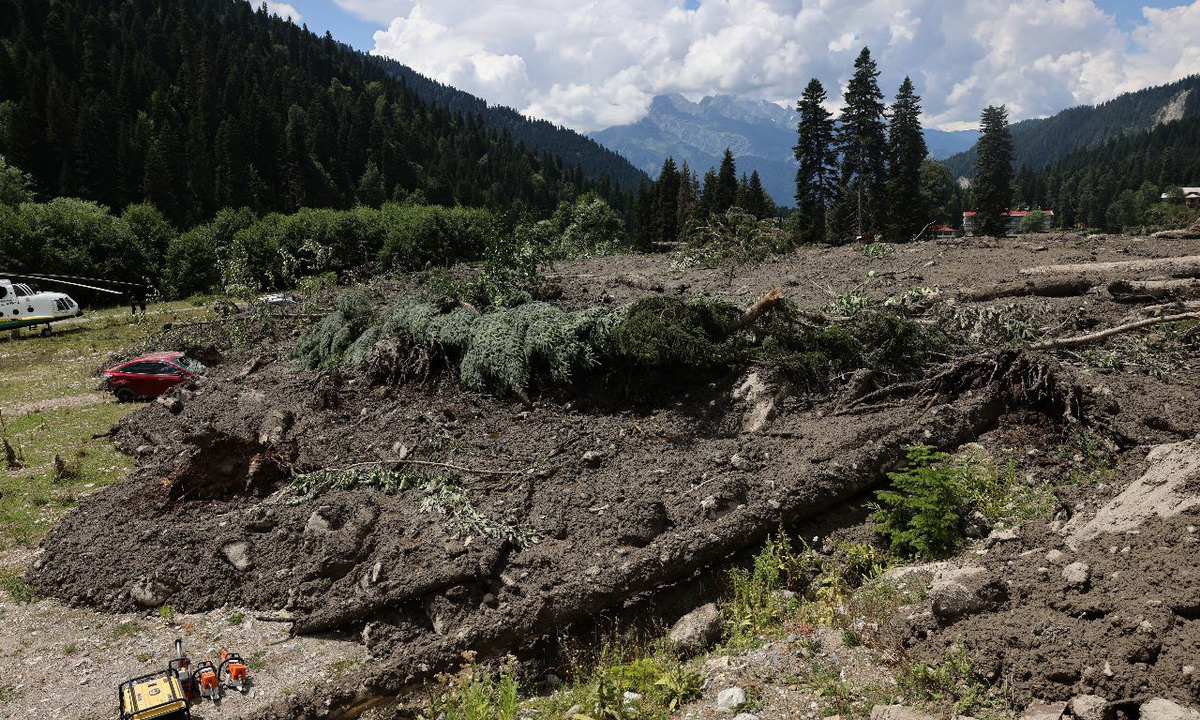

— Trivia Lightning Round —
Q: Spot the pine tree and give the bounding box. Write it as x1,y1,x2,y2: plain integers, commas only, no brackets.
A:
714,148,738,214
972,105,1014,236
836,47,888,240
793,78,837,244
886,77,927,241
740,170,774,219
654,157,682,245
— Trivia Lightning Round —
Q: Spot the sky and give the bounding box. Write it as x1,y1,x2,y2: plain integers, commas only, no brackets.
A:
265,0,1200,133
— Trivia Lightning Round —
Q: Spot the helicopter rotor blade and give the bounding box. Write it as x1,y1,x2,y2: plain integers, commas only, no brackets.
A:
18,275,128,295
0,271,148,290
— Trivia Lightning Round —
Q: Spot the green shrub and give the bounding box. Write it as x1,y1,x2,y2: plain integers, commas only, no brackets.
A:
872,446,967,560
722,534,818,647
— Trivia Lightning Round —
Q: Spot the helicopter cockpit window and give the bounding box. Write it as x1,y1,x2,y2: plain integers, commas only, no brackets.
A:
0,286,7,299
14,284,31,297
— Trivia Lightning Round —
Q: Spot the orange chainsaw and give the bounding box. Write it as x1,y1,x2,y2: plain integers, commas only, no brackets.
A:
218,650,250,692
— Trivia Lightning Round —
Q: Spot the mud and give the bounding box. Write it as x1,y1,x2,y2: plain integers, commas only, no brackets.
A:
25,233,1200,715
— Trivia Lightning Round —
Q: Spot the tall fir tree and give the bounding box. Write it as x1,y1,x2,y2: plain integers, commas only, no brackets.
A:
713,148,739,215
835,47,888,240
793,77,838,244
654,156,682,245
973,105,1014,236
886,77,928,241
739,170,775,219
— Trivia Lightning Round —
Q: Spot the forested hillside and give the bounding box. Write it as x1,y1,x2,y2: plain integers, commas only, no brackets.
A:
0,0,641,226
944,75,1200,179
1018,113,1200,231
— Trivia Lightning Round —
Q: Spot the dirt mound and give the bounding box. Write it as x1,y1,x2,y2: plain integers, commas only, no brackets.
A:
899,452,1200,705
27,342,1075,694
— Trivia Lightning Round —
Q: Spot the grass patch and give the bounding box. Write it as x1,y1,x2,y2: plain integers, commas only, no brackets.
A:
0,402,136,549
0,567,37,602
113,621,144,638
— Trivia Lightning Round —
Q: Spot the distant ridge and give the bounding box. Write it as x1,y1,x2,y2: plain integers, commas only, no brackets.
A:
944,75,1200,178
590,93,979,207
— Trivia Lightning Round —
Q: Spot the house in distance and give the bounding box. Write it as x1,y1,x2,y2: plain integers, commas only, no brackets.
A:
963,210,1055,236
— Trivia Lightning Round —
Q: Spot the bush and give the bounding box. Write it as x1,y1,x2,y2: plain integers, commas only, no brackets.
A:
872,446,967,560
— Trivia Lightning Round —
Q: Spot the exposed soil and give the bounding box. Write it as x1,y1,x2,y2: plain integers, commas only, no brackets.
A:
15,233,1200,718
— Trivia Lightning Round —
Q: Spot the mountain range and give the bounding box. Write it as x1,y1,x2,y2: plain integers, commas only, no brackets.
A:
590,93,979,206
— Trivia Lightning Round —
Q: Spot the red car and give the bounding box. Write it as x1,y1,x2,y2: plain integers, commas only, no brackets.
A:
101,351,203,402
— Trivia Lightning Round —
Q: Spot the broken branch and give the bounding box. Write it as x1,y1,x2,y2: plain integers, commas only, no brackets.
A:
1028,311,1200,350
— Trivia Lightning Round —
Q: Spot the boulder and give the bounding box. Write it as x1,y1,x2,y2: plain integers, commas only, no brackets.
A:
668,603,723,655
716,687,747,712
1069,695,1108,720
1141,698,1200,720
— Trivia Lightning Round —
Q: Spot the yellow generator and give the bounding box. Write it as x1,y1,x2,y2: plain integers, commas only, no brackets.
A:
118,670,192,720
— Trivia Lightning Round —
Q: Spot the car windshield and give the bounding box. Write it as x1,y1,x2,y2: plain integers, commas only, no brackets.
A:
174,356,204,373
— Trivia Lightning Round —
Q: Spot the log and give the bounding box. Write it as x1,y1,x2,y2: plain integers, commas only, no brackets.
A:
955,277,1095,302
1029,311,1200,350
1019,255,1200,279
617,273,666,292
1108,278,1200,303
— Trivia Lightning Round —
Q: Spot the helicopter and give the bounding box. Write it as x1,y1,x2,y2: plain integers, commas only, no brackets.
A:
0,272,149,336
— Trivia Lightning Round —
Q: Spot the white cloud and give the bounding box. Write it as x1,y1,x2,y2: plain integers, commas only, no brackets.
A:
265,2,303,24
354,0,1200,132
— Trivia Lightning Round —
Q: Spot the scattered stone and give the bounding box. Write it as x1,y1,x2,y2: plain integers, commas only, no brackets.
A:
668,603,723,655
1022,699,1067,720
1046,549,1066,564
987,527,1020,545
929,566,1007,624
716,687,747,712
734,714,760,720
1069,694,1108,720
581,450,605,468
870,705,937,720
1062,562,1091,588
129,576,173,607
156,395,183,414
1142,699,1200,720
729,454,752,471
220,540,253,571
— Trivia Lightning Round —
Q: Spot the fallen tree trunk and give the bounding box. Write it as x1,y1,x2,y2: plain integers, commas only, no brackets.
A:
1019,255,1200,280
1029,311,1200,350
1108,278,1200,303
953,277,1095,302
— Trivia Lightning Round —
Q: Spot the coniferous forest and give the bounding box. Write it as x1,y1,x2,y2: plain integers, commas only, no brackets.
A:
0,0,640,226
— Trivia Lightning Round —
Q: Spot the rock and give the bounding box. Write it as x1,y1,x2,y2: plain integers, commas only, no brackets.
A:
729,454,752,471
963,510,991,539
156,395,183,414
1069,694,1108,720
870,705,937,720
1045,549,1066,564
1023,700,1067,720
987,527,1020,545
929,566,1009,624
734,715,760,720
1141,698,1200,720
220,540,253,571
581,450,605,467
1062,562,1091,588
668,603,723,655
716,687,747,712
129,576,173,607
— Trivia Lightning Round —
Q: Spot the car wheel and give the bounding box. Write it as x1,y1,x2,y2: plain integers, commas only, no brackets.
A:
115,387,136,403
